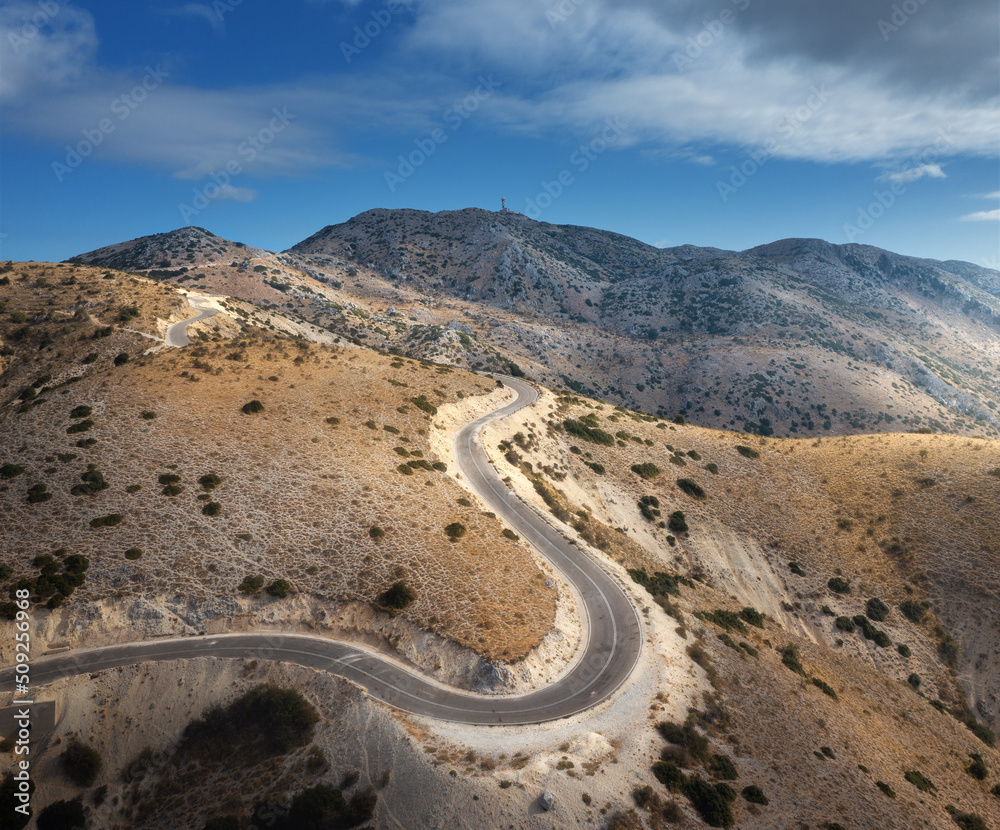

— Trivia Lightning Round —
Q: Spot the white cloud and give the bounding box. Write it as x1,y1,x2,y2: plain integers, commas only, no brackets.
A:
878,164,947,183
0,1,97,104
168,4,226,35
960,209,1000,222
984,191,1000,199
0,0,996,185
398,1,999,165
213,184,257,202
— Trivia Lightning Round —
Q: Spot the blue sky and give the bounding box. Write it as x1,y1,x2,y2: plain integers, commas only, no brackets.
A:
1,0,998,267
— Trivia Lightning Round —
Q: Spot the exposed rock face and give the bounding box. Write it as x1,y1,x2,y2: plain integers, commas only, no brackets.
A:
473,660,516,694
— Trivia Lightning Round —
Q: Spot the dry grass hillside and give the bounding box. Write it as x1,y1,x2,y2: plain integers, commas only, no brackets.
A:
0,263,556,672
478,390,1000,828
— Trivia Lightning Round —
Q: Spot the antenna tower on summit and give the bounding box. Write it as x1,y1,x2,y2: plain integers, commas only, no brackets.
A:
500,197,509,213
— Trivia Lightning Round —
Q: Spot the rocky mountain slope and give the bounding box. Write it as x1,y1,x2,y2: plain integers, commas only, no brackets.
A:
71,209,1000,439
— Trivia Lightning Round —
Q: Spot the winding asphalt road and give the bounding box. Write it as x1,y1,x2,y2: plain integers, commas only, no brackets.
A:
165,294,219,347
1,378,642,725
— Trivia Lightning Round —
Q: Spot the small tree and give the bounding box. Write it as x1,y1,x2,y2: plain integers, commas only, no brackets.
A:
380,581,415,612
266,579,291,598
61,739,102,786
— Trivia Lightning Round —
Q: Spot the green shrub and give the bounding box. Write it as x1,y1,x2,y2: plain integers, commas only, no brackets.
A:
266,579,291,598
780,644,806,676
631,462,661,480
37,799,86,830
683,774,734,828
444,522,466,540
899,599,926,623
853,615,891,647
162,484,184,496
276,783,377,830
124,548,143,561
652,761,686,793
991,783,1000,799
238,574,265,594
369,526,385,541
827,577,851,594
897,644,911,658
952,812,989,830
325,416,340,426
741,785,768,805
865,597,889,622
181,684,318,762
637,495,661,521
563,418,615,446
705,462,719,474
198,474,222,490
811,678,838,700
668,511,688,533
676,478,706,499
141,410,157,420
76,438,97,448
241,399,264,414
69,405,92,419
708,754,738,780
397,463,414,475
632,784,654,808
835,616,856,633
0,464,25,479
502,529,519,541
82,352,98,364
202,501,221,516
735,445,759,459
904,769,935,793
27,483,52,503
907,672,921,689
113,352,129,366
629,569,683,598
966,753,987,780
411,395,437,415
61,740,102,786
71,467,108,496
379,581,415,611
738,607,765,628
66,419,94,435
701,609,748,635
876,781,896,798
789,561,806,576
965,719,995,747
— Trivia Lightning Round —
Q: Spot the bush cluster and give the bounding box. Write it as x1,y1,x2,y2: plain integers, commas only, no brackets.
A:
676,478,706,499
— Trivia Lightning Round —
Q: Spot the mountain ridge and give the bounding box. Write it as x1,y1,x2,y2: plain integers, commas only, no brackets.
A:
68,208,1000,439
